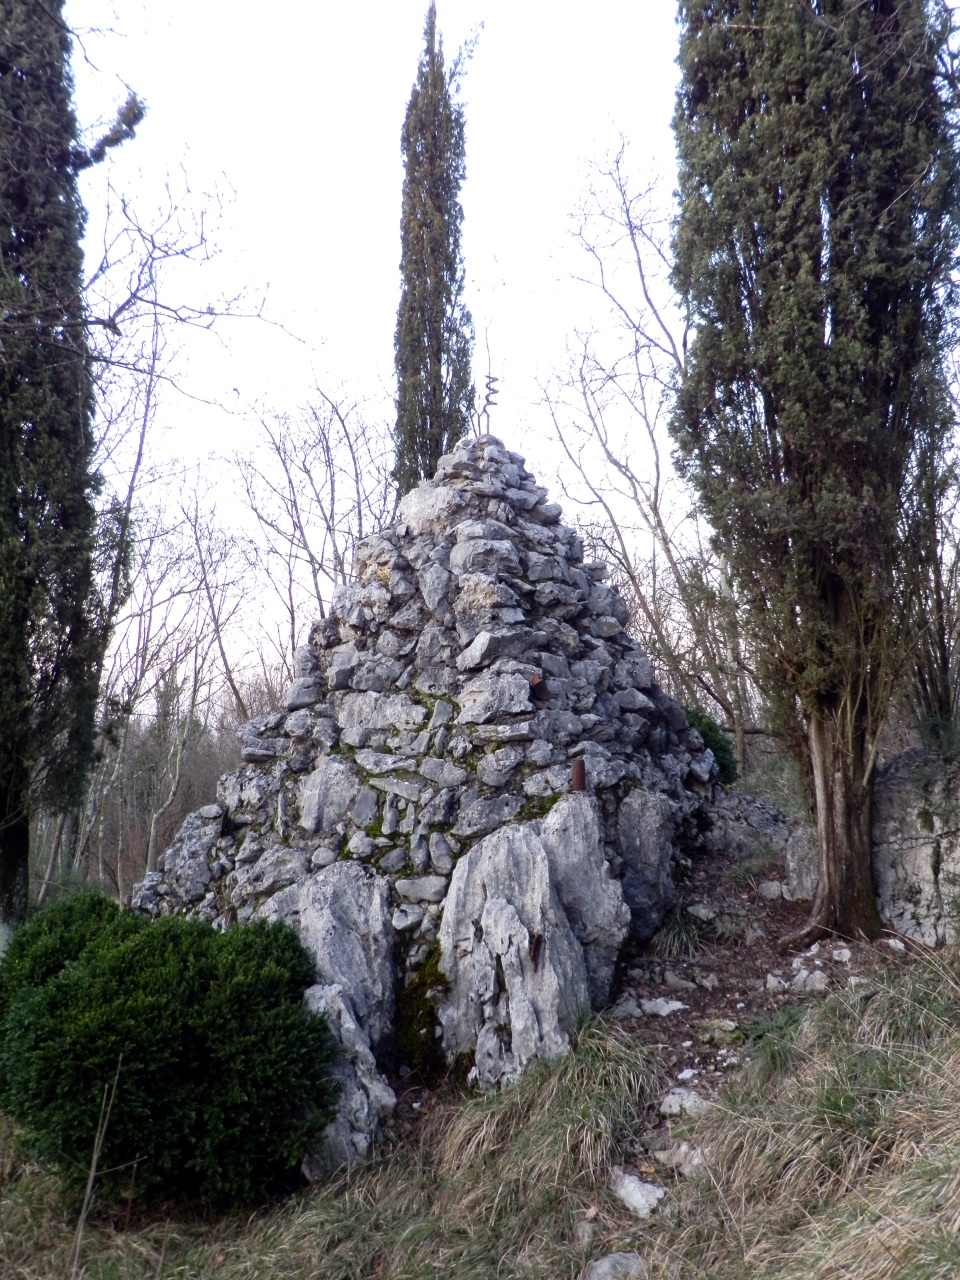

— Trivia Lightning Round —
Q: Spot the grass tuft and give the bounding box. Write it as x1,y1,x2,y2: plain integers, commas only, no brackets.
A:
651,910,706,959
8,952,960,1278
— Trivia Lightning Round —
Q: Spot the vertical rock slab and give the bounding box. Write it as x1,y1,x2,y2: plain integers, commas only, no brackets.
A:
617,790,677,941
537,795,631,1006
438,820,590,1088
438,798,629,1089
299,757,361,835
873,751,960,945
258,863,396,1170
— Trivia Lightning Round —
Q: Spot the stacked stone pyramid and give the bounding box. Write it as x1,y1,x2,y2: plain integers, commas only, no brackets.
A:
134,434,716,1167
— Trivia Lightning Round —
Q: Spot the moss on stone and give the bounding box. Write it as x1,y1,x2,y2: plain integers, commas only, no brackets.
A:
517,791,563,822
395,941,450,1083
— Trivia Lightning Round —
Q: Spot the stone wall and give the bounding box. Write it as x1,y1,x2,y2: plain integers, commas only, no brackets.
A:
707,753,960,944
133,434,716,1165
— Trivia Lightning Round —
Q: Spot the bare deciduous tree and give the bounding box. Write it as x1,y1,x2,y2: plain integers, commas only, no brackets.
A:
238,391,394,679
545,147,759,771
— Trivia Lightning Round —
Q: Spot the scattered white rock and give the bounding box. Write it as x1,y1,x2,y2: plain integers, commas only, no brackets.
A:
611,995,644,1021
664,968,697,992
641,997,687,1017
653,1140,705,1177
584,1253,650,1280
765,973,789,993
609,1167,666,1219
659,1088,713,1118
831,947,852,964
677,1067,698,1082
886,937,906,953
791,967,829,994
574,1218,596,1248
687,903,716,922
758,880,782,900
698,1018,742,1046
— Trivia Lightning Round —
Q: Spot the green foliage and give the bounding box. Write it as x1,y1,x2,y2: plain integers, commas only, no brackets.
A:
0,893,129,1028
395,942,449,1082
671,0,960,937
686,706,738,784
746,1005,806,1084
393,2,475,496
0,897,339,1207
0,3,138,927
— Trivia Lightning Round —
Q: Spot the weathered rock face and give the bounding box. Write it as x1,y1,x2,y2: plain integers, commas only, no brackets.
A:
438,795,630,1088
872,750,960,945
705,753,960,944
132,434,716,1164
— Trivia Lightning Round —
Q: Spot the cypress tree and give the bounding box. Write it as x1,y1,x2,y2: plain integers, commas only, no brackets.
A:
671,0,960,942
0,2,105,937
393,1,474,497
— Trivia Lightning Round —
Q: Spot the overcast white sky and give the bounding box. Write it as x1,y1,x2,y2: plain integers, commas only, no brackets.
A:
64,1,683,466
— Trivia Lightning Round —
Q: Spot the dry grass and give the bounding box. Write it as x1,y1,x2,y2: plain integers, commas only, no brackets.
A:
0,1022,665,1280
645,947,960,1279
6,954,960,1279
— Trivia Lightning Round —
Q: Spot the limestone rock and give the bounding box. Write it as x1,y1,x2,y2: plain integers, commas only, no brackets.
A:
438,797,628,1089
456,671,533,724
617,790,676,941
261,863,396,1169
438,819,590,1088
703,787,792,861
299,758,361,835
784,822,818,902
535,796,630,1005
873,750,960,945
134,434,719,1167
642,998,687,1017
157,808,222,904
397,482,465,535
585,1253,650,1280
609,1167,666,1219
659,1088,713,1119
302,982,397,1173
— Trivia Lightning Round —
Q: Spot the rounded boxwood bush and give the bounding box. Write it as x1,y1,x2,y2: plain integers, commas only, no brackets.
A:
685,706,739,785
0,897,339,1207
0,892,133,1028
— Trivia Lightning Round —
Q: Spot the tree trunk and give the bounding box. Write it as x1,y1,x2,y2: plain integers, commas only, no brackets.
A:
0,781,30,948
35,811,67,908
784,701,883,946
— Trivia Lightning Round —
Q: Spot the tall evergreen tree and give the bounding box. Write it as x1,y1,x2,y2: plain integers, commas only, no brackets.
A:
671,0,960,942
0,2,106,938
394,1,474,497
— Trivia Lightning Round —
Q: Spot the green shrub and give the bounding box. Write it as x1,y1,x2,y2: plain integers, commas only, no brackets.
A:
686,706,739,784
0,892,132,1028
0,897,339,1207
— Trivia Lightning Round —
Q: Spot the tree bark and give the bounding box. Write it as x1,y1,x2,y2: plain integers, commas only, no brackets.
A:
783,701,883,947
35,811,67,908
0,778,30,943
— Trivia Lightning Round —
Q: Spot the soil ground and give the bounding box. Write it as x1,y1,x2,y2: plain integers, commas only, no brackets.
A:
391,798,916,1147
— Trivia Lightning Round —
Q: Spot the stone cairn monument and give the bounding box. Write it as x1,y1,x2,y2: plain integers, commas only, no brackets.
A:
133,435,717,1169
